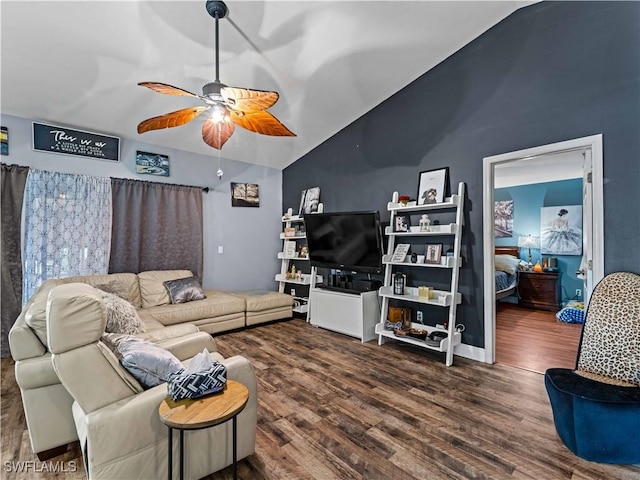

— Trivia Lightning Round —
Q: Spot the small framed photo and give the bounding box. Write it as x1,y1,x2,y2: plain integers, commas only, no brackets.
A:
136,151,169,176
1,126,8,155
424,244,443,264
231,182,260,207
417,167,449,205
394,214,411,232
299,187,321,215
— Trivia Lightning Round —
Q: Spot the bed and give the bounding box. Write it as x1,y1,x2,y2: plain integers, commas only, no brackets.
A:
495,246,520,300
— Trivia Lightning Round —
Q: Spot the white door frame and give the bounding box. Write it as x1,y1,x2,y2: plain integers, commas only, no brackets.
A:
482,134,604,364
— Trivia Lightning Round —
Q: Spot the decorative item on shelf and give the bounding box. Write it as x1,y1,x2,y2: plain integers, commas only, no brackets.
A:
533,261,543,273
298,245,308,258
391,244,411,263
283,241,296,258
284,227,296,238
417,167,450,205
393,273,406,295
296,270,302,281
394,214,411,232
410,252,418,263
398,195,411,206
286,264,297,279
388,306,411,330
518,234,540,269
419,214,431,232
424,244,443,264
283,207,293,220
418,286,432,299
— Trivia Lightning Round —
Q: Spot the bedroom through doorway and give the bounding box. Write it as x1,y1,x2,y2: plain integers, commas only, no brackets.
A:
482,135,605,370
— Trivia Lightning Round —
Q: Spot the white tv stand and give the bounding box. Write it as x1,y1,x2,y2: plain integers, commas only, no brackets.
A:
309,288,380,342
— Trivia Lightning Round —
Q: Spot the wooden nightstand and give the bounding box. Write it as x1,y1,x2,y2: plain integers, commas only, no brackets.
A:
518,271,560,311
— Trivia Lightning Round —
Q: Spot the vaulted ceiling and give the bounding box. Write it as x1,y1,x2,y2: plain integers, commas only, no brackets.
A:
1,1,534,170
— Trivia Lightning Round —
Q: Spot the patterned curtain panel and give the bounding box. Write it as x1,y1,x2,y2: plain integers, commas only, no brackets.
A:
22,169,112,304
1,164,29,357
109,178,204,280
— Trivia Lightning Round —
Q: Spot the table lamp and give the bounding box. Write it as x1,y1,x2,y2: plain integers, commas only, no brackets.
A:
518,234,540,269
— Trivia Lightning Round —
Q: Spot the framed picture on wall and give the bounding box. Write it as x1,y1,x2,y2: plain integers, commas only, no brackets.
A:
494,200,514,238
540,205,582,255
230,182,260,207
417,167,449,205
136,151,169,176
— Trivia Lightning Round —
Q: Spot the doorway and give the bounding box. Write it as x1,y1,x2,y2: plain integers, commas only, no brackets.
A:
482,135,604,365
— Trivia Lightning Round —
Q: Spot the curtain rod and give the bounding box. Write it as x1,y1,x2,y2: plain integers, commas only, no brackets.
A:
110,176,209,193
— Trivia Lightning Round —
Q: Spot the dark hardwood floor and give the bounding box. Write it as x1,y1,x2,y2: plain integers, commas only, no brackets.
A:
495,302,583,374
3,318,639,479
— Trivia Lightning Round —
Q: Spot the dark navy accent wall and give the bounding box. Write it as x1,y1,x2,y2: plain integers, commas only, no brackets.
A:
283,1,640,348
495,179,583,302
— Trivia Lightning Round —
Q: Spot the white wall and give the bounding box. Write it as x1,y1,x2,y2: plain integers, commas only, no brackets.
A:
1,114,283,292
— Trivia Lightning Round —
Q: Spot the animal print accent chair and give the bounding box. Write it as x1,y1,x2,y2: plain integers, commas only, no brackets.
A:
575,272,640,387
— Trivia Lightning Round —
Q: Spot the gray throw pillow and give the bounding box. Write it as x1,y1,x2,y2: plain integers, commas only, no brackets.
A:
102,334,183,389
163,276,206,304
99,291,146,335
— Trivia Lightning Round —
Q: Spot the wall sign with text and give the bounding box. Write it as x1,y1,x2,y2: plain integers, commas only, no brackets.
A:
32,122,120,162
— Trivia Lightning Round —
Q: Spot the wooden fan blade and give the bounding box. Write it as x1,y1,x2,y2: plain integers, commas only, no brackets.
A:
221,87,279,112
230,110,296,137
137,106,208,134
138,82,199,97
202,119,235,150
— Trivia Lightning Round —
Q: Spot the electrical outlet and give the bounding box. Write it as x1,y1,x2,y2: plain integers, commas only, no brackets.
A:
416,311,423,323
575,289,582,298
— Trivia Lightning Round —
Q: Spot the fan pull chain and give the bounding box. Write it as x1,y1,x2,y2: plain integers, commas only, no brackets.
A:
216,128,223,178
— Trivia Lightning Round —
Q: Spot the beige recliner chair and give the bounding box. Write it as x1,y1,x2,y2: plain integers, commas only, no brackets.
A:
47,283,258,479
9,275,226,459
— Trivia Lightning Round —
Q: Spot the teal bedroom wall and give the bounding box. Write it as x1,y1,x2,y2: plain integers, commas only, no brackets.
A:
495,178,583,303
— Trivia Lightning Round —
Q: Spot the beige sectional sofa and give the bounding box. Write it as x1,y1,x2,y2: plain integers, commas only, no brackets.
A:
9,269,292,458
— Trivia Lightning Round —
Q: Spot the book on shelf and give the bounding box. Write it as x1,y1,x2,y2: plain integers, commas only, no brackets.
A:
391,244,411,263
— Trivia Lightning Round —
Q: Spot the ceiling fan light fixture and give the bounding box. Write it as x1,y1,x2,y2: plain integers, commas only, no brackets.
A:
209,103,230,124
136,0,295,152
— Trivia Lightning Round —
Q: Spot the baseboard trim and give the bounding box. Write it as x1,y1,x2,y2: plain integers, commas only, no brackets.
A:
454,343,487,363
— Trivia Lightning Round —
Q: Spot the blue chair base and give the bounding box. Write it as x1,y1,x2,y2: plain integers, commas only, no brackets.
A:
545,368,640,464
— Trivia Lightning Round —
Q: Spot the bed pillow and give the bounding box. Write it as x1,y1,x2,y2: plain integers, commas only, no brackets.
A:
163,276,206,304
495,254,520,275
99,291,146,335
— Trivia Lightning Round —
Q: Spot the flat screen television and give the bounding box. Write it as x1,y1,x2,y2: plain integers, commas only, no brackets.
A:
304,211,384,274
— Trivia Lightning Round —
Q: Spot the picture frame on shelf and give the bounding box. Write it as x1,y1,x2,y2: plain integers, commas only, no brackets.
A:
417,167,449,205
391,244,411,263
283,241,297,258
394,214,411,232
424,244,443,264
298,187,321,215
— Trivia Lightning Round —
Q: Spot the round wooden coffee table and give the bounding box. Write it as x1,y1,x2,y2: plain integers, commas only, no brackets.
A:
159,380,249,480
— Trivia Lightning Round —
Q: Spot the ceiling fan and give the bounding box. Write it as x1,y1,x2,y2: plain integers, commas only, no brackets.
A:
137,0,295,150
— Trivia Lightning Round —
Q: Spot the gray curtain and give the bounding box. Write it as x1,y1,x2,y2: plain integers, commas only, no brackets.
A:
1,163,29,357
109,178,204,280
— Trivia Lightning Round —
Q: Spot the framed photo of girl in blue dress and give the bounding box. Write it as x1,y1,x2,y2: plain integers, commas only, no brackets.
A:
540,205,582,255
417,167,449,205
